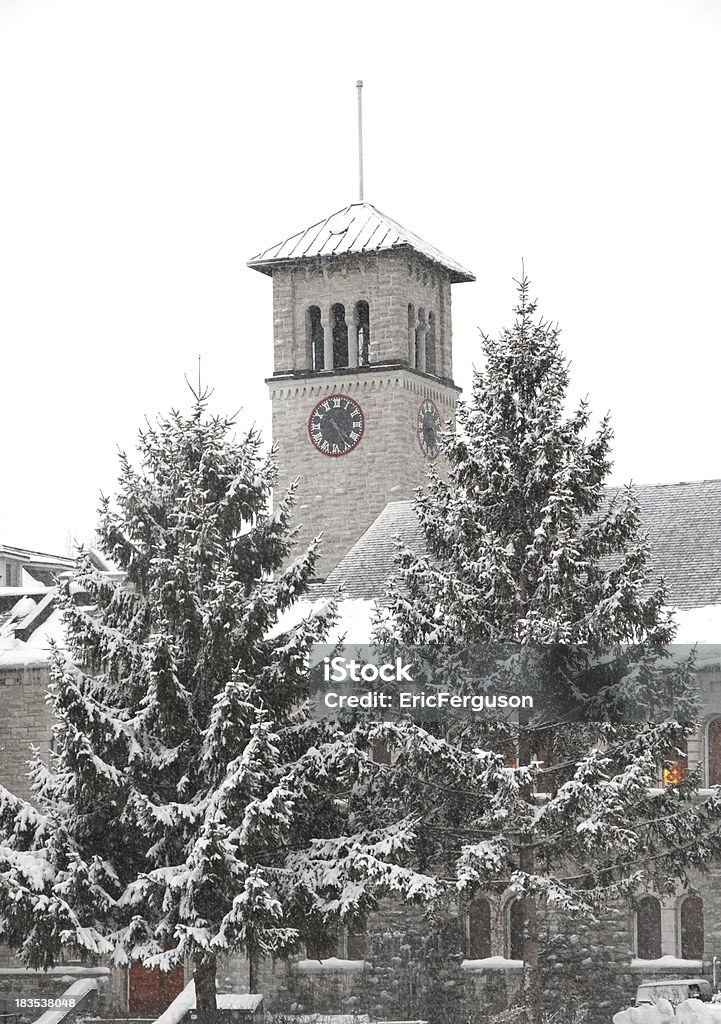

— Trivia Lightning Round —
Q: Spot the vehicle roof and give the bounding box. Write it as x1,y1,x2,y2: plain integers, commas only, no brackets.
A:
638,978,708,987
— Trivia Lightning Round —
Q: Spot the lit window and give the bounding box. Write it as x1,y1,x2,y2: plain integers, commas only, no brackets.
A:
662,737,688,786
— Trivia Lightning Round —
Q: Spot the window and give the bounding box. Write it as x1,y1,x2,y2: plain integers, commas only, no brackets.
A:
680,895,704,960
465,897,491,960
344,926,367,960
662,736,688,786
356,300,370,366
426,312,437,375
507,898,524,961
635,896,662,959
408,304,416,368
305,933,338,960
707,718,721,786
331,303,348,368
307,305,324,371
306,926,366,961
415,308,426,372
371,736,392,764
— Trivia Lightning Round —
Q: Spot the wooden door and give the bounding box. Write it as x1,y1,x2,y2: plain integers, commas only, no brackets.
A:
128,963,185,1015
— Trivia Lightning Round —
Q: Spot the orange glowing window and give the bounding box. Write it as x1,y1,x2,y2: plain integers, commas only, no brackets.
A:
662,738,688,786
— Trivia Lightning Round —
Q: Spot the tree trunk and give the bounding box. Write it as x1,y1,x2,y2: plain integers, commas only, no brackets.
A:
520,845,542,1024
518,708,542,1024
248,952,258,995
194,957,219,1024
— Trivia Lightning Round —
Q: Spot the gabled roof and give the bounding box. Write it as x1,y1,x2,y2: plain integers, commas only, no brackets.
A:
315,480,721,611
248,202,475,284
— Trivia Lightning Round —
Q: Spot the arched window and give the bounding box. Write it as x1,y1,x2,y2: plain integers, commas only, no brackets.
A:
331,303,348,368
356,301,371,366
408,304,416,368
680,895,704,960
307,305,324,371
507,897,524,961
426,312,437,375
707,718,721,786
465,897,491,960
662,736,688,786
635,896,662,959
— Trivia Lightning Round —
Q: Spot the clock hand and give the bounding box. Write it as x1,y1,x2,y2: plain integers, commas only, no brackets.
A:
326,414,347,446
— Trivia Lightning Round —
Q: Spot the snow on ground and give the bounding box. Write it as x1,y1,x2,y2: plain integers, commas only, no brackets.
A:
216,995,264,1010
278,1016,371,1024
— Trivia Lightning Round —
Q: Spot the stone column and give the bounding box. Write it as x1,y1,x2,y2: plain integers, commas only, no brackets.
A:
348,308,359,368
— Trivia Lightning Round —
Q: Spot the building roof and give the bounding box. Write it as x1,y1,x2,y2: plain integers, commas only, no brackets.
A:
248,202,475,284
315,480,721,611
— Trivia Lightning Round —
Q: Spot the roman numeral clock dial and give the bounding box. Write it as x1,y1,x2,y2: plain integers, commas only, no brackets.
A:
308,395,365,456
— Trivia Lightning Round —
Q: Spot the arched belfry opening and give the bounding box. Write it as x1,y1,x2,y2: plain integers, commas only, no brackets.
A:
331,303,349,368
356,300,371,366
307,305,324,371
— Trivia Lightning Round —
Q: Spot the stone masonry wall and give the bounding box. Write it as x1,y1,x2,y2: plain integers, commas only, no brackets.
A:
0,663,53,802
0,661,54,969
270,251,454,379
269,368,458,578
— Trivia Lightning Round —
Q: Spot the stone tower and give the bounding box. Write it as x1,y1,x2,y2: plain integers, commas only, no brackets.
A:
248,202,474,578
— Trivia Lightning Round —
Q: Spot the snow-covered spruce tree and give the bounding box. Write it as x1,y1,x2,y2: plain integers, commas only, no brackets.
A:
372,278,721,1024
0,392,426,1022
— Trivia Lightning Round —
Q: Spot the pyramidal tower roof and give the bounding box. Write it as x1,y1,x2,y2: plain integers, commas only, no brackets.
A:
248,201,475,284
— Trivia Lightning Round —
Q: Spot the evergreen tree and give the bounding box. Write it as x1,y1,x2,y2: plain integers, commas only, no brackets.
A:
371,278,721,1024
0,392,423,1021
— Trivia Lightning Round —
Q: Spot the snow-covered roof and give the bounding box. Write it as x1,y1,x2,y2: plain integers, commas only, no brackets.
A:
248,202,475,284
0,544,75,571
315,481,721,611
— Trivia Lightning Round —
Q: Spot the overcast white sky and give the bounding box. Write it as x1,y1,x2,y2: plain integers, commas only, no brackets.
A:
1,0,719,554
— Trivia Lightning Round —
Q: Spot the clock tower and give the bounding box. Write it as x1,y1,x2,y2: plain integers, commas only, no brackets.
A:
248,202,474,578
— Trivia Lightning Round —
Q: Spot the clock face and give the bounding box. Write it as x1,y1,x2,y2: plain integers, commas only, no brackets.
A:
308,394,365,457
418,399,442,459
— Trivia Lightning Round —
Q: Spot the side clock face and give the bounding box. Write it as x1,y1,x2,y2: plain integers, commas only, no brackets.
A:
308,394,365,457
418,399,442,459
